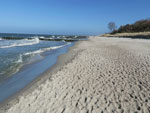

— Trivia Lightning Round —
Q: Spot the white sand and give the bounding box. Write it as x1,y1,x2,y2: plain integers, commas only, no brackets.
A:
1,36,150,113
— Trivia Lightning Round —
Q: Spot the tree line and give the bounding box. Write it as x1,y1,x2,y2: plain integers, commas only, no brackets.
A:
108,19,150,34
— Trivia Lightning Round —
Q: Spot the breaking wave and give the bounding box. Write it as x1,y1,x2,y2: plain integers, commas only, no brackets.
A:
0,38,40,49
24,43,70,56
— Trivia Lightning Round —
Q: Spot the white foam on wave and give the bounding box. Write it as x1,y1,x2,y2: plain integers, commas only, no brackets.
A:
39,37,53,40
16,54,23,63
24,43,70,56
0,38,40,49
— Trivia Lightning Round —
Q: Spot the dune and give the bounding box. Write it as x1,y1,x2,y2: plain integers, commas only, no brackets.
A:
101,32,150,39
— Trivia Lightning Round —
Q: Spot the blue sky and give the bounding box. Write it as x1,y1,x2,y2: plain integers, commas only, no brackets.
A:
0,0,149,35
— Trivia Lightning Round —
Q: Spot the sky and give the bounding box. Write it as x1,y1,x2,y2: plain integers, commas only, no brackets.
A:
0,0,150,35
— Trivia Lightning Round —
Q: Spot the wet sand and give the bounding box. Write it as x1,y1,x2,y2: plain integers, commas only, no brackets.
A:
1,36,150,113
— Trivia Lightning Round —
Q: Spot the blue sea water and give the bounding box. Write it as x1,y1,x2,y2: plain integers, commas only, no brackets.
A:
0,33,78,102
0,36,68,81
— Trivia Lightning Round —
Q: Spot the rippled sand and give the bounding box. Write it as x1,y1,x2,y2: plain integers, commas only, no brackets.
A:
1,36,150,113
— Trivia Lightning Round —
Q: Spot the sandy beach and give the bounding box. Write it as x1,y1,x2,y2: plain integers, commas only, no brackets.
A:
1,36,150,113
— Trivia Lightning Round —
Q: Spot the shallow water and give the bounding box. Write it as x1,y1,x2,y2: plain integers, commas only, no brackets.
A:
0,37,68,82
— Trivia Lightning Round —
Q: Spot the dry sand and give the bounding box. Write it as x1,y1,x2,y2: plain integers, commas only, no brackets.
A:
1,36,150,113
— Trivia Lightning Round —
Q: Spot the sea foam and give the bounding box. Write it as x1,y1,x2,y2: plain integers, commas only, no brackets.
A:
0,38,40,49
24,43,70,56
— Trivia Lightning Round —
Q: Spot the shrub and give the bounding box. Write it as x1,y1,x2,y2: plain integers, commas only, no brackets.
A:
112,19,150,34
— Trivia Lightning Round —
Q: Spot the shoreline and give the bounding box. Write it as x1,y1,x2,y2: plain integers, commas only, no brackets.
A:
1,36,150,113
0,40,83,111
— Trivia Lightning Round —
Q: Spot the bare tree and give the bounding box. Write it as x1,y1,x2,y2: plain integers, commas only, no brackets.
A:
108,22,116,32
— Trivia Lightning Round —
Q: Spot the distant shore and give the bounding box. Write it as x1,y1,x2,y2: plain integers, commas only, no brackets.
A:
101,32,150,39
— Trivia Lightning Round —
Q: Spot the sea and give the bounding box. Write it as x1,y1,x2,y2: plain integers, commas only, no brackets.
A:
0,33,86,102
